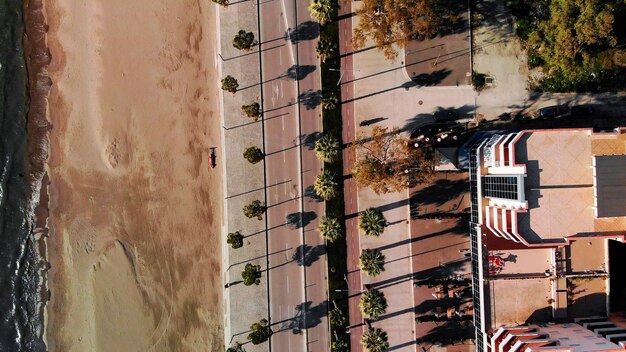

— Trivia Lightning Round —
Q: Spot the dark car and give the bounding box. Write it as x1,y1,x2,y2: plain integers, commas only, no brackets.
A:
569,105,594,117
537,105,568,118
433,110,459,122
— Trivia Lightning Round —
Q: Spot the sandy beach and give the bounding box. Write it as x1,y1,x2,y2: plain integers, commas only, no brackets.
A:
44,0,224,350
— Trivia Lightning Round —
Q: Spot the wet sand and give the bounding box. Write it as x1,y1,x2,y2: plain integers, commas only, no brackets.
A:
44,0,224,350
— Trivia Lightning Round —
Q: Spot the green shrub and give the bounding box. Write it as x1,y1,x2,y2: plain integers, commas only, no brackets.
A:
221,75,239,93
241,263,262,286
514,18,533,40
227,231,244,249
233,30,256,51
242,102,261,120
471,71,487,91
527,50,543,69
243,146,264,164
243,200,266,220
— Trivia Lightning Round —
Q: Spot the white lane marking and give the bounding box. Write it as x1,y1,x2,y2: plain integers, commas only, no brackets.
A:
282,115,286,131
272,83,279,105
286,275,290,294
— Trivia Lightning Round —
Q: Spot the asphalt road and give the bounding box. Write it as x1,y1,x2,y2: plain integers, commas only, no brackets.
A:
258,0,328,350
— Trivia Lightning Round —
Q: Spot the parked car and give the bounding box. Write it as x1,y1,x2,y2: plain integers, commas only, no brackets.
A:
537,105,568,118
569,105,594,117
433,110,459,122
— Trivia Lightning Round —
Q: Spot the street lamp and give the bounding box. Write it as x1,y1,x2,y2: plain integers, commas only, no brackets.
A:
329,68,361,86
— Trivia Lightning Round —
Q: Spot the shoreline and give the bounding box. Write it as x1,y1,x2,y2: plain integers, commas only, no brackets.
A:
29,0,225,350
23,0,52,350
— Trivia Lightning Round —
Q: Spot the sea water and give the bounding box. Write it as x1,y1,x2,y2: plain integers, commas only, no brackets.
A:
0,0,46,350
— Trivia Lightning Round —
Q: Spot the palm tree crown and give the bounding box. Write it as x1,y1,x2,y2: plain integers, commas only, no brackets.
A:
361,328,389,352
316,37,337,62
314,170,338,200
314,134,340,163
319,216,342,242
308,0,335,25
359,248,385,277
358,208,386,236
359,289,387,319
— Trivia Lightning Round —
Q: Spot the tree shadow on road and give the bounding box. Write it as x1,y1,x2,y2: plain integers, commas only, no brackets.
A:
286,211,317,229
298,89,322,110
298,300,329,328
286,65,317,80
292,244,325,267
304,185,325,202
285,21,320,43
275,300,329,334
301,131,322,150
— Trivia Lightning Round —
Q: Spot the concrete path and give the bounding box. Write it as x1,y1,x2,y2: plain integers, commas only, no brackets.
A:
216,1,269,351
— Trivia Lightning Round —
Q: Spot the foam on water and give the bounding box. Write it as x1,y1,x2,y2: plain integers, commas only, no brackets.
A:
0,0,47,350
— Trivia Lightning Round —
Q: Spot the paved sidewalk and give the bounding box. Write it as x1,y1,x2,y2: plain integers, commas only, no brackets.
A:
216,2,269,351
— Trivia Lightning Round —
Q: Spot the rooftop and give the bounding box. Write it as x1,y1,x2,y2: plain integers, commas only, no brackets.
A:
514,130,595,240
535,324,620,351
489,278,552,329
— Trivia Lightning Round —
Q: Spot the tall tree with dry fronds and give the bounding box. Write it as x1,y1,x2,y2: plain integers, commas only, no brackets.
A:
352,0,443,60
352,126,432,194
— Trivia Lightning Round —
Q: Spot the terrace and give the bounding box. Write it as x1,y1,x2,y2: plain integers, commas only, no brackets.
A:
514,130,595,241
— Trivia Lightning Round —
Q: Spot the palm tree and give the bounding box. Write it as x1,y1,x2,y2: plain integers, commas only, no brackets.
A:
316,37,337,62
308,0,335,25
359,248,385,277
319,216,342,242
328,306,347,328
359,289,387,319
358,208,386,237
361,328,389,352
321,92,339,111
314,134,340,163
211,0,229,6
331,336,349,352
314,170,338,200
